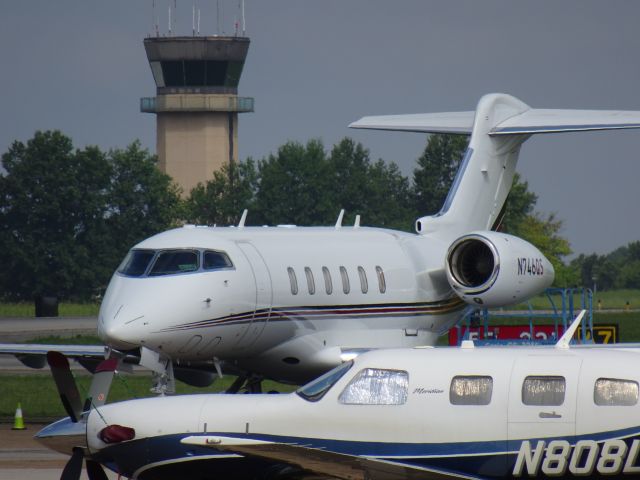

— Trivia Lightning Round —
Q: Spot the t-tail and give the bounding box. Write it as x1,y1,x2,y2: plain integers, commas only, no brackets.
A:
350,92,640,240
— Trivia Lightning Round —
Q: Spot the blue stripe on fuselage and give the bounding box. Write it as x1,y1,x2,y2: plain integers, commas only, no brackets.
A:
92,425,640,479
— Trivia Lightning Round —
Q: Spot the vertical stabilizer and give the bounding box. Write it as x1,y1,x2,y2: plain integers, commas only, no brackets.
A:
415,94,530,238
350,93,640,240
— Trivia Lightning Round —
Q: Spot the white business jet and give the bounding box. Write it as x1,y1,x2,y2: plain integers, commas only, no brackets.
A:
4,92,640,391
37,312,640,479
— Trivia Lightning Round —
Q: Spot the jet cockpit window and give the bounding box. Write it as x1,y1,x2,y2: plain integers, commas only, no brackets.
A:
297,360,353,402
203,250,233,270
338,368,409,405
594,378,639,406
148,250,199,276
522,376,565,406
450,376,493,405
117,249,155,277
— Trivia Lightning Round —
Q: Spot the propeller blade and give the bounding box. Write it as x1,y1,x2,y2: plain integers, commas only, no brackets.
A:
86,459,109,480
60,447,83,480
84,358,118,411
47,352,83,423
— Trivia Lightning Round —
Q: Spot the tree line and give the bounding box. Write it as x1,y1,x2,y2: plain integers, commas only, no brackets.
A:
0,130,637,303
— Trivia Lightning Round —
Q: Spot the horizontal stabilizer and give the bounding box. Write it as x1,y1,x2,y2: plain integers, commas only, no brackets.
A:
350,105,640,137
490,109,640,135
349,111,475,134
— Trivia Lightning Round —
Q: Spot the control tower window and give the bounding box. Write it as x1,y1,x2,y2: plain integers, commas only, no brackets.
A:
206,60,228,86
159,60,238,87
149,250,199,276
161,61,185,87
185,61,206,85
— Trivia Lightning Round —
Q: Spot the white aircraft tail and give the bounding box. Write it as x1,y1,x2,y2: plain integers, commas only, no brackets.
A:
350,93,640,238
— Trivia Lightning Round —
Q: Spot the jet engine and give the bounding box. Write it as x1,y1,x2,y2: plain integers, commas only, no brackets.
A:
445,231,554,308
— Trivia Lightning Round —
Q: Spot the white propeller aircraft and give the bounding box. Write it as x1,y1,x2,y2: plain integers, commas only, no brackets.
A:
4,92,640,392
36,312,640,479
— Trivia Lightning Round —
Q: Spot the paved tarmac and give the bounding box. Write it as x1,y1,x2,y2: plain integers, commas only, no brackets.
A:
0,424,118,480
0,317,97,343
0,316,100,374
0,317,119,478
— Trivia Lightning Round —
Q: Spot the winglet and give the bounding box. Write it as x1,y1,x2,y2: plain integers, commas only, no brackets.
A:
238,209,248,228
555,310,586,349
335,209,345,229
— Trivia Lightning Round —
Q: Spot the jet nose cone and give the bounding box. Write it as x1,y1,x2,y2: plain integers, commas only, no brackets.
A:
35,417,86,455
99,312,147,350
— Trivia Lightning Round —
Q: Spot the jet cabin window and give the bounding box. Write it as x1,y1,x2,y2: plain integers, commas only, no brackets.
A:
522,376,565,406
296,360,353,402
118,249,155,277
148,250,199,276
450,376,493,405
322,267,333,295
305,267,315,295
339,368,409,405
358,266,368,294
594,378,639,406
340,266,350,294
376,266,386,293
288,267,298,295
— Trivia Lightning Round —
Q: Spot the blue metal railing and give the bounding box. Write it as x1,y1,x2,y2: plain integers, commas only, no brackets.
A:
453,288,594,346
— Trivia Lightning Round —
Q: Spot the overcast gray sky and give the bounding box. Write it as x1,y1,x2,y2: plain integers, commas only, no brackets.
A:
1,1,639,256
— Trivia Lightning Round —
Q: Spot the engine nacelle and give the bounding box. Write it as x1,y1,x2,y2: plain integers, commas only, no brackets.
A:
445,231,554,308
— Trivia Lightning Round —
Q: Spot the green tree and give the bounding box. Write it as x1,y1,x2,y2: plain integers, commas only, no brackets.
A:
512,213,577,287
254,139,334,225
412,134,469,215
184,159,258,225
0,134,181,303
327,138,415,230
499,173,538,233
0,131,111,300
616,242,640,289
99,142,182,287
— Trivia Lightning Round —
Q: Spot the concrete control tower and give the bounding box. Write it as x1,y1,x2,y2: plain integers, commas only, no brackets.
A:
141,36,253,194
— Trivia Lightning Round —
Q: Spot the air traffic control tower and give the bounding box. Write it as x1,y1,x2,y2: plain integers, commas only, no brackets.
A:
140,36,253,194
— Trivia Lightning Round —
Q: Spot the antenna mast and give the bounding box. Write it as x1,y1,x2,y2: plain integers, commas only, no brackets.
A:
241,0,246,35
216,0,220,35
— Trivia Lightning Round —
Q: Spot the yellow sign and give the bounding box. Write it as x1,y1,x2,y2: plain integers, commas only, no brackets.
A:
581,325,618,344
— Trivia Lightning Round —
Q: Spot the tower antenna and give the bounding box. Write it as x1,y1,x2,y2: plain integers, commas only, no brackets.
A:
216,0,220,35
192,1,196,36
173,0,177,34
168,1,172,36
241,0,246,35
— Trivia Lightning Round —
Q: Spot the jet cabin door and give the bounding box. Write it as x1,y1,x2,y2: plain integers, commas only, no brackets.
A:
234,242,272,349
508,355,582,448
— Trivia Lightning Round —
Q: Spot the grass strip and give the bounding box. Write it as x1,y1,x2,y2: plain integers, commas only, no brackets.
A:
0,373,295,421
